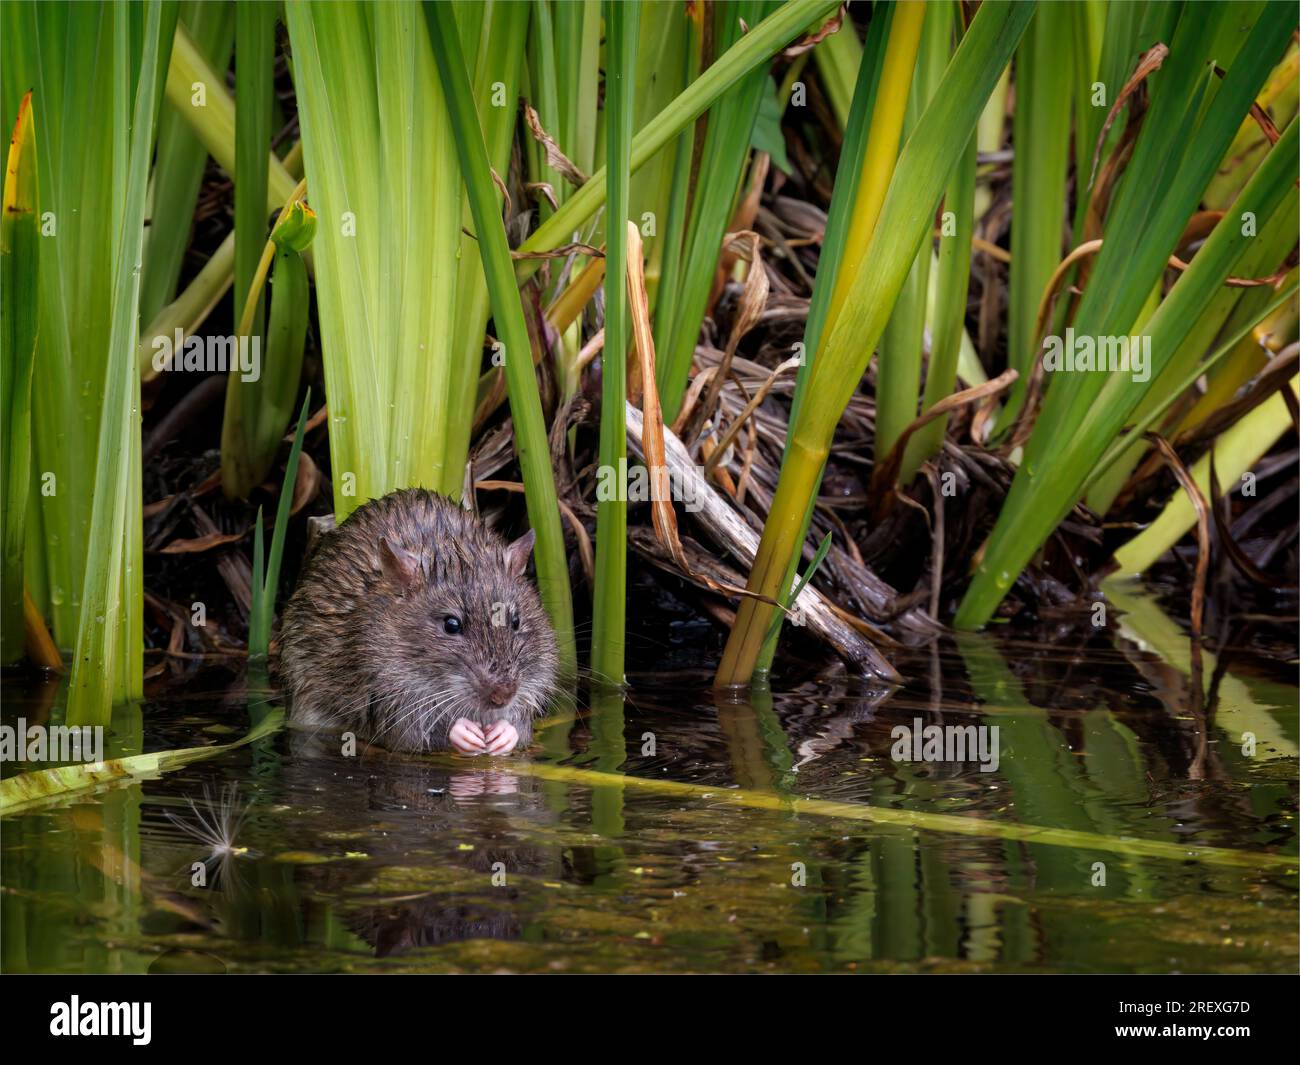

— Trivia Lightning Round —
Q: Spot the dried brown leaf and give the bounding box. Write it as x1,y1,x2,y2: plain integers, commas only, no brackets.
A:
524,103,589,188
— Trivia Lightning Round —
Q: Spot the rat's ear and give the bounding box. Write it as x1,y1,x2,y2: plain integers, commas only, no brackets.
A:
378,537,422,590
503,528,536,579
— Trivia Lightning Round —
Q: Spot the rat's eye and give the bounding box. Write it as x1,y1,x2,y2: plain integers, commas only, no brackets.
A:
509,607,520,631
443,615,463,635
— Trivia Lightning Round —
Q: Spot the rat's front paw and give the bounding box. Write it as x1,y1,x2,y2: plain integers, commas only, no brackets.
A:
449,718,487,754
484,720,520,755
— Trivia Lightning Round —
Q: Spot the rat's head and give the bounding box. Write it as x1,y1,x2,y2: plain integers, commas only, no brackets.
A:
366,528,559,739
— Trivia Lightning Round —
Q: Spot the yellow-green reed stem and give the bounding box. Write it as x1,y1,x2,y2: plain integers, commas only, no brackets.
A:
455,755,1297,872
441,0,529,498
973,63,1008,222
516,0,841,281
0,709,284,814
425,0,575,674
68,0,168,723
812,1,862,130
1180,283,1296,433
956,5,1295,629
248,392,311,659
221,180,310,498
875,250,931,467
1202,37,1299,210
139,142,303,381
996,0,1074,431
656,0,777,421
524,0,560,221
1067,0,1104,239
234,0,275,345
287,1,459,513
821,1,927,339
650,4,702,372
165,19,297,205
873,0,948,471
719,0,1035,685
7,0,174,650
902,128,976,480
554,0,601,184
754,0,913,676
1080,279,1297,502
223,243,311,499
1112,375,1300,577
630,0,693,304
1085,193,1299,516
140,1,234,327
590,0,639,688
1,94,37,665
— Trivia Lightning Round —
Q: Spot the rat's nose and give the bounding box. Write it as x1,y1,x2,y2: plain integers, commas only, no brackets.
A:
485,681,516,708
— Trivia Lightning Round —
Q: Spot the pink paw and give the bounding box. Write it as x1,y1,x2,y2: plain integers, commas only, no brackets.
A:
449,718,487,754
484,720,520,755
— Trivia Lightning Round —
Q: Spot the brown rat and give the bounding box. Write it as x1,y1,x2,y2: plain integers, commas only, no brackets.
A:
279,488,559,754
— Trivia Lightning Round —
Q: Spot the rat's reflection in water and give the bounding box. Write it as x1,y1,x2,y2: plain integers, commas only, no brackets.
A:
444,768,521,801
282,733,555,958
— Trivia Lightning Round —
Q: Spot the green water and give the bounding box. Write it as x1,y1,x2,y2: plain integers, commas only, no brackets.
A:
2,609,1296,974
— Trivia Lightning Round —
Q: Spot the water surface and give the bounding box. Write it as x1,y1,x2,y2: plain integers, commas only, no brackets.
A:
3,594,1296,974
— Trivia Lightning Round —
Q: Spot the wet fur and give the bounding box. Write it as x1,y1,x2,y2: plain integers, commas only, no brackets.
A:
279,488,559,752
